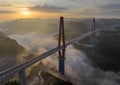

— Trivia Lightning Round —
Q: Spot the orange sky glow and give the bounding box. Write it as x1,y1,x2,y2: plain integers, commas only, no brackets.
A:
0,0,119,21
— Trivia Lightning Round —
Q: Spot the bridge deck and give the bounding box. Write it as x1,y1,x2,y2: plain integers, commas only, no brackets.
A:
0,30,100,82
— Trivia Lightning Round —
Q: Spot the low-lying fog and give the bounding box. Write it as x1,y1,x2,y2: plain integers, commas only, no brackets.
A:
0,18,120,85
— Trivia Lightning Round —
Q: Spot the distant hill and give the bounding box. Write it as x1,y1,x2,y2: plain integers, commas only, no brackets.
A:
0,18,119,35
0,19,58,34
115,25,120,32
80,18,120,29
0,32,24,71
94,30,120,72
0,34,24,56
80,30,120,72
64,21,88,40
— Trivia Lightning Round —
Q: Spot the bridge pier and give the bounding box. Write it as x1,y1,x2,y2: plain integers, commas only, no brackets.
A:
59,58,65,75
58,17,66,75
19,69,27,85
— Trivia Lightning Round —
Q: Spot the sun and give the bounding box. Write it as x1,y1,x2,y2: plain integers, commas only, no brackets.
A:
22,11,30,15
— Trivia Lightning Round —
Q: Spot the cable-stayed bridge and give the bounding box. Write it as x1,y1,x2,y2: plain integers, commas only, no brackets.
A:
0,17,99,85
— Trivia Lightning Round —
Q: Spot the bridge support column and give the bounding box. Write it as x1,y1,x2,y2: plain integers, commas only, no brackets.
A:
59,58,65,75
19,69,27,85
58,17,66,75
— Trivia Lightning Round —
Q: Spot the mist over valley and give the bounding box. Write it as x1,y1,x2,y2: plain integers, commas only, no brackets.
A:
0,18,120,85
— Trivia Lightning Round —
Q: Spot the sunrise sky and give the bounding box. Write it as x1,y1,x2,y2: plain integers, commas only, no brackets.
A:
0,0,120,21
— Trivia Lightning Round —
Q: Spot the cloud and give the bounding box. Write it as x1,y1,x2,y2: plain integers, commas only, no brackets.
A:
67,0,96,3
99,4,120,16
0,3,12,7
99,4,120,10
67,0,76,3
0,3,28,8
79,3,120,17
28,4,67,13
0,10,16,14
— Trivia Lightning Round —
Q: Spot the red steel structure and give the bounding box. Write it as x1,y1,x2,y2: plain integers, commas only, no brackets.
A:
92,18,96,37
58,17,66,75
90,18,96,45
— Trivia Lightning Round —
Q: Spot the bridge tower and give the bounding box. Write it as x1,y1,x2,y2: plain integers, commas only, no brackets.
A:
58,17,66,75
90,18,96,46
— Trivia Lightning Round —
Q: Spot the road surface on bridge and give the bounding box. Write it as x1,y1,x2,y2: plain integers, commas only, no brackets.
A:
0,30,100,82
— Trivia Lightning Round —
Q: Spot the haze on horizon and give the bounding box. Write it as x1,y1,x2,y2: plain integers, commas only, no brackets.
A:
0,0,120,21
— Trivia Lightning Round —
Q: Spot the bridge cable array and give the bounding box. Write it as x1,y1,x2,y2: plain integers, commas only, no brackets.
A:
0,17,99,85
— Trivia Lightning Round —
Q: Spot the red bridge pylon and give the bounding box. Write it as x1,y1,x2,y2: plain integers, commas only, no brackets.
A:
58,17,66,75
90,18,96,45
